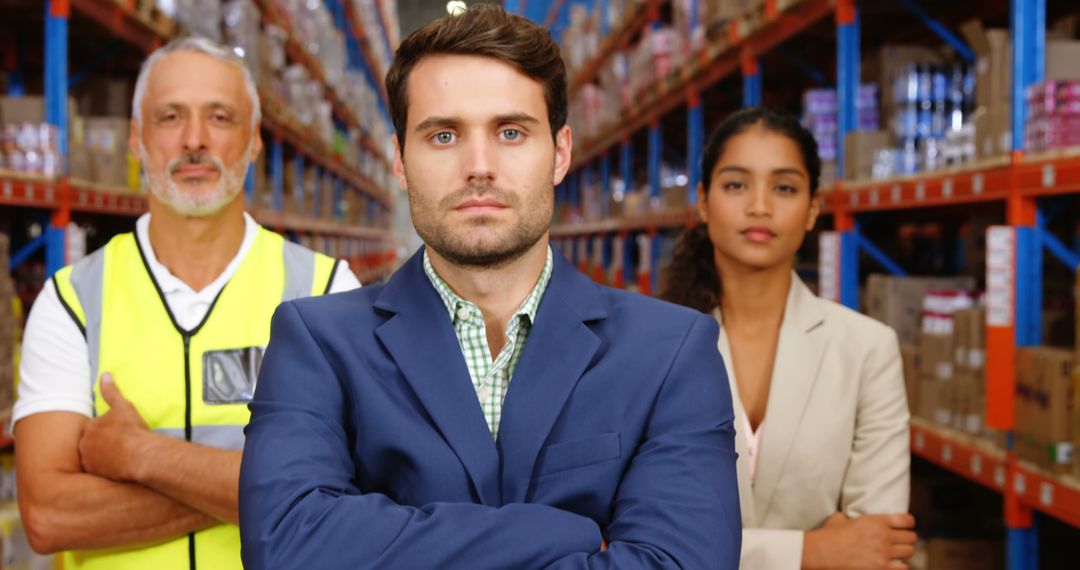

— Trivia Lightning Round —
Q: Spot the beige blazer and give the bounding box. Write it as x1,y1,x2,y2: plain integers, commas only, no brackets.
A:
715,275,910,569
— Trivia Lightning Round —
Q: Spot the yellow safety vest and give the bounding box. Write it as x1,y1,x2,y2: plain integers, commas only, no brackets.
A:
52,227,338,570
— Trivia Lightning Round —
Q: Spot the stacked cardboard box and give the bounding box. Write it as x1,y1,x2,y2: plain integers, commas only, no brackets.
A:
951,308,986,435
917,291,978,426
864,274,976,345
1015,347,1075,473
900,344,921,418
1025,80,1080,152
961,21,1012,161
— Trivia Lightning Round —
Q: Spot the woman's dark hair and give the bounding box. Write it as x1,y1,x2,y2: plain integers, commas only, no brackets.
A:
659,107,821,313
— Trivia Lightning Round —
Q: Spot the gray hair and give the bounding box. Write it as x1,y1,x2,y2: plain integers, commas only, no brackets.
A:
132,36,261,129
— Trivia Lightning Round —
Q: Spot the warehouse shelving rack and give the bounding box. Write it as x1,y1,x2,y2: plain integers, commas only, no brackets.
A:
12,0,399,281
539,0,1080,567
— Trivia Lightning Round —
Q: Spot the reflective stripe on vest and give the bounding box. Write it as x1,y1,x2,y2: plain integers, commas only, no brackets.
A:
53,228,337,570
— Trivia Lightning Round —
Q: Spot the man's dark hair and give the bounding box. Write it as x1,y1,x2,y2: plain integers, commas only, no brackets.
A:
385,4,568,153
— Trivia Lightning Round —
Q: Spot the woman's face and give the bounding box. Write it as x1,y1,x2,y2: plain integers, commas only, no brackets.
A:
697,125,819,273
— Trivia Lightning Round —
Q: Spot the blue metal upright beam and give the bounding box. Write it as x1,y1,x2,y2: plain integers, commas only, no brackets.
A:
648,123,661,201
271,139,284,212
245,163,256,204
44,0,69,276
599,154,611,218
620,138,633,198
836,8,860,178
294,154,306,214
1011,0,1044,153
742,58,763,107
688,94,705,205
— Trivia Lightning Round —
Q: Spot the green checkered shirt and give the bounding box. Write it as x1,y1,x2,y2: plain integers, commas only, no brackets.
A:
423,247,554,437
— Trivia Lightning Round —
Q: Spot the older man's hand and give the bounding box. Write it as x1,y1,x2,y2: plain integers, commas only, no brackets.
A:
79,373,153,482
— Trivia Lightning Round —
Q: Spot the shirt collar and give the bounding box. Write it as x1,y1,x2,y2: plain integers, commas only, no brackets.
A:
135,211,259,297
422,247,554,327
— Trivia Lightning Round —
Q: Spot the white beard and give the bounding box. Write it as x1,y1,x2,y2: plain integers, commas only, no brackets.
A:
139,141,252,217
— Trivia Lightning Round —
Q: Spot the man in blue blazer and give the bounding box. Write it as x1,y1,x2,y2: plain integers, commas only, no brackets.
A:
239,5,740,568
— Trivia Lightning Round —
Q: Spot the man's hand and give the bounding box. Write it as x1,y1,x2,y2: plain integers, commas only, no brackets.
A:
79,374,153,482
803,512,917,570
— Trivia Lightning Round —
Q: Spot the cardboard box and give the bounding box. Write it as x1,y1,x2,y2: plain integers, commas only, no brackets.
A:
920,333,955,381
864,275,976,345
85,117,133,188
843,130,891,181
901,344,920,413
961,22,1011,107
1046,40,1080,81
1016,347,1075,472
75,77,131,117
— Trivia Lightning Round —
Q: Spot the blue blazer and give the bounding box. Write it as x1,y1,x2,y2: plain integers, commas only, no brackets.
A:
240,250,741,569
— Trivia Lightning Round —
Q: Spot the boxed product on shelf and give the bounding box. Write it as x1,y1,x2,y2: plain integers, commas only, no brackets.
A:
85,117,136,190
75,77,131,118
1045,39,1080,81
1015,346,1075,473
1025,80,1080,152
843,130,890,181
864,274,976,345
960,21,1011,110
900,343,920,416
802,85,878,164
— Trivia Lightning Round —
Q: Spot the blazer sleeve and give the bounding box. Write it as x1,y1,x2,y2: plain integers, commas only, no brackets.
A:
546,314,743,569
840,325,911,516
239,302,603,569
739,528,803,570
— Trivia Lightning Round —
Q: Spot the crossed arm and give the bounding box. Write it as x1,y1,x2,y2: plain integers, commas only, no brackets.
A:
15,378,241,554
240,303,741,569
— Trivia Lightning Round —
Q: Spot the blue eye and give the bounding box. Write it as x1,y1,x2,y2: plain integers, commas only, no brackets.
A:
501,129,521,141
433,132,456,145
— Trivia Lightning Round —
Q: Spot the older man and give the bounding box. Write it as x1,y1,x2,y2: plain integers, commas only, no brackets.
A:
14,37,359,570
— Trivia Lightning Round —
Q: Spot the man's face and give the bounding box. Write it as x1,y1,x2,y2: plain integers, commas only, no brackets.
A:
131,50,262,216
393,55,572,268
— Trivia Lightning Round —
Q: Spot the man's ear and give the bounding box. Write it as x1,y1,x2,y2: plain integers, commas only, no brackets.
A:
552,125,573,186
392,135,408,191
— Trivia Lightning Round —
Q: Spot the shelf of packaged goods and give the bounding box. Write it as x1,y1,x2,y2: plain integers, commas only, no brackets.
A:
822,158,1013,214
73,0,388,173
344,0,389,105
550,206,696,238
567,0,665,97
1017,147,1080,198
0,171,147,216
261,96,391,207
911,418,1080,530
249,0,388,168
570,0,832,170
70,0,174,53
253,210,393,241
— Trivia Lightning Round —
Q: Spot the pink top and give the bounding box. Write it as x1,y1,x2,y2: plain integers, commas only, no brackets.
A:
742,413,763,481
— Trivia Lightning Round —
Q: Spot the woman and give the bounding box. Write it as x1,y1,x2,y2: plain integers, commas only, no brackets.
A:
661,107,916,570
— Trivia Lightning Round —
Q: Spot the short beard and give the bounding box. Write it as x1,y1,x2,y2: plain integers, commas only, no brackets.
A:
140,141,251,217
410,182,551,270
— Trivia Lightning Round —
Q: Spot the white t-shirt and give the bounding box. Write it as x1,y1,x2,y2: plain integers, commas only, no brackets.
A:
13,212,361,424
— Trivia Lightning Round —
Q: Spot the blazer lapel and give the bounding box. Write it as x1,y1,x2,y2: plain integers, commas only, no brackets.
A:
497,253,605,504
713,311,758,526
373,252,502,506
752,275,828,521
